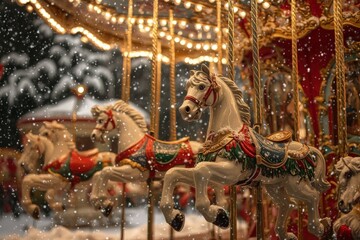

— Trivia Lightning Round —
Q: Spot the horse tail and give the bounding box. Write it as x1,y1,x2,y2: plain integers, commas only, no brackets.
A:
310,146,331,192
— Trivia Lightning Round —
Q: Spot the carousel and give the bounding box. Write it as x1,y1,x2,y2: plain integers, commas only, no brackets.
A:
1,0,360,239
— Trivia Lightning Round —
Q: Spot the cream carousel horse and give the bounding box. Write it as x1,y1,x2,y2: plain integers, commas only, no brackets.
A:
18,132,116,219
90,100,225,217
160,65,331,239
334,156,360,239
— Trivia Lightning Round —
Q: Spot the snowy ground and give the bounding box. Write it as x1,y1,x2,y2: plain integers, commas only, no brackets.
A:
0,207,249,240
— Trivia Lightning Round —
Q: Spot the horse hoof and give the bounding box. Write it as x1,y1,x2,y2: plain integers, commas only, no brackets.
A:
32,207,40,220
171,213,185,232
320,217,332,239
213,209,229,229
101,203,113,217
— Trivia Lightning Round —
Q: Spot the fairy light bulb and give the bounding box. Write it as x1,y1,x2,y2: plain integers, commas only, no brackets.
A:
184,1,191,8
195,4,202,12
262,2,270,9
239,11,246,19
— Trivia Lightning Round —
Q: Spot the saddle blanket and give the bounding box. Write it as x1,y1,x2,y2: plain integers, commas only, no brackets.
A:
116,134,195,179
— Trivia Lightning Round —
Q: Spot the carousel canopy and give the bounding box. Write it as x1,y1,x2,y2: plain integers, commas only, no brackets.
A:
17,96,149,135
15,0,360,65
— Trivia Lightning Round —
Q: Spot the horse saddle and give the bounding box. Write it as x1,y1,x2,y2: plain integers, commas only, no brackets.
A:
76,148,99,157
148,134,192,164
250,129,310,168
45,149,100,175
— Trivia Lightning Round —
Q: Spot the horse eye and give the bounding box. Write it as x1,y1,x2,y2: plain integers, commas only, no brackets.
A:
199,84,206,90
344,171,352,180
98,119,103,124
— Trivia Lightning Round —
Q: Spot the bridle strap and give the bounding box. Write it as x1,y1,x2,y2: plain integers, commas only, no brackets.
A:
95,110,116,131
184,74,218,108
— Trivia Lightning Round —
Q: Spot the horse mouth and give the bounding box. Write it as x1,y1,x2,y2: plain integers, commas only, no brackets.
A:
179,108,202,122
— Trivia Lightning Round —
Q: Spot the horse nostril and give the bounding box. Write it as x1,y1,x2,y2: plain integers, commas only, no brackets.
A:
338,200,344,208
91,133,95,139
185,106,191,113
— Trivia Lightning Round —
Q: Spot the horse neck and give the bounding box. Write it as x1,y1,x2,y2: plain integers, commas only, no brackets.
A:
49,132,72,161
40,138,55,166
114,112,145,153
208,81,243,135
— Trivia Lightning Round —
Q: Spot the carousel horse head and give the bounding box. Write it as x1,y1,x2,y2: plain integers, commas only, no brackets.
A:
91,100,148,143
179,64,221,121
18,132,54,175
335,156,360,213
39,121,74,148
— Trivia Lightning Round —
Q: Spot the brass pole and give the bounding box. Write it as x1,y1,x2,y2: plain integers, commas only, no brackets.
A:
334,0,347,156
216,0,222,73
290,0,303,238
227,1,237,239
250,0,264,239
120,1,133,239
148,0,159,239
150,0,159,137
169,8,177,142
168,9,176,239
155,40,162,138
121,0,133,102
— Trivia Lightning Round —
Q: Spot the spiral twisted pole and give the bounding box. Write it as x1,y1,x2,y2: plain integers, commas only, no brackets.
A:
250,0,264,239
334,0,347,156
226,1,238,239
169,8,176,141
216,0,222,72
147,1,159,239
290,1,304,239
227,0,234,81
121,0,133,103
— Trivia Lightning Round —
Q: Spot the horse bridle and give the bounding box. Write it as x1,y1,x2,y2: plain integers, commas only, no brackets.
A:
184,73,218,109
95,110,116,132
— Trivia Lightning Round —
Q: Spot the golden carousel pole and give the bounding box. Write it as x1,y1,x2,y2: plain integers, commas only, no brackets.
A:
169,7,176,142
334,0,347,157
148,0,159,239
250,0,264,239
290,1,303,239
120,1,133,239
168,8,176,240
227,1,237,239
216,0,222,73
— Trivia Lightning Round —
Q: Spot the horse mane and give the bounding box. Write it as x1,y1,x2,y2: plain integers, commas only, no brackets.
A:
335,156,360,173
217,76,251,126
41,121,74,145
110,100,148,133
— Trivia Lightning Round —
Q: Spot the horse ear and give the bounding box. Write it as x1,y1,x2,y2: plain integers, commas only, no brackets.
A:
201,64,210,77
91,105,100,117
43,121,51,128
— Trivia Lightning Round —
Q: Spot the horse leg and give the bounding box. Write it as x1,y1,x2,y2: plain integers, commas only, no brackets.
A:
21,174,68,219
160,167,196,231
265,184,297,240
285,178,330,238
45,189,65,212
192,161,242,229
90,165,146,217
211,182,227,209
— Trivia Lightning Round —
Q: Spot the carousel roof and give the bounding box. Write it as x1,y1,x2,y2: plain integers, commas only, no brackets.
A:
17,96,149,134
15,0,360,65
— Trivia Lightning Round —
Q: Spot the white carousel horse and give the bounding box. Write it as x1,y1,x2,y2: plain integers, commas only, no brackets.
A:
90,100,226,217
18,132,116,219
334,156,360,239
159,65,331,239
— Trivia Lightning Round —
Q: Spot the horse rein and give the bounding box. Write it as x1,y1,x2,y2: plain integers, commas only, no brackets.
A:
184,74,218,110
95,110,116,132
